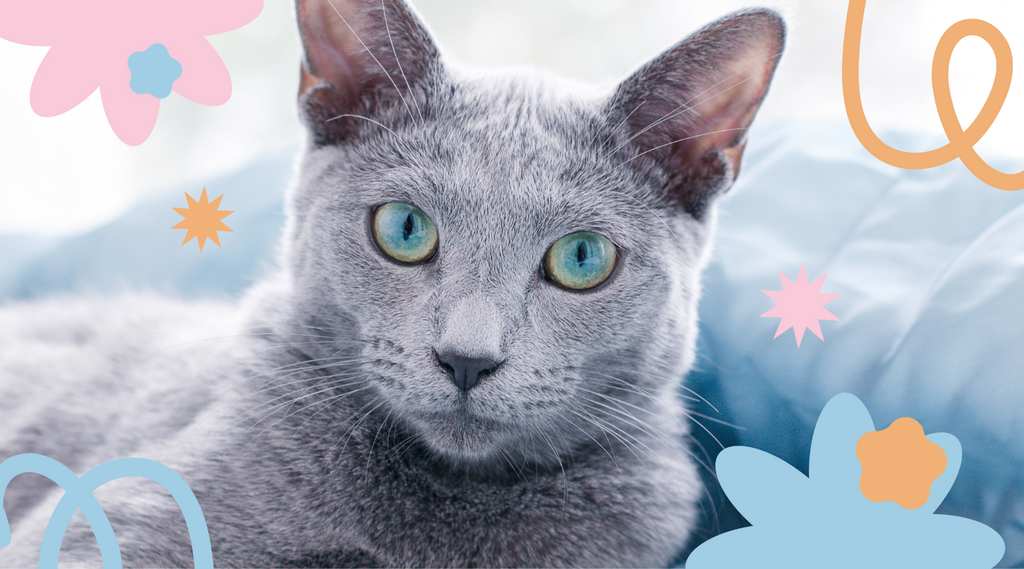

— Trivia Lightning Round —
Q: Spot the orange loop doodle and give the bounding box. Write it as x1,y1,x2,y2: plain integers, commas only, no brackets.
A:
843,0,1023,191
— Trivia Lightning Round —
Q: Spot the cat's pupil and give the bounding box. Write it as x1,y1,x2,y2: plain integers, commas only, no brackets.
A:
576,241,589,266
402,214,415,241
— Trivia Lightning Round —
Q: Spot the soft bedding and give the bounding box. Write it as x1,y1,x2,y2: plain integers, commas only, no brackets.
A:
693,119,1024,566
1,119,1021,566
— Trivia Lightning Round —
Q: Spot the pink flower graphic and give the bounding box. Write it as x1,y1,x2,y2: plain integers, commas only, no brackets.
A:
0,0,263,145
761,264,841,347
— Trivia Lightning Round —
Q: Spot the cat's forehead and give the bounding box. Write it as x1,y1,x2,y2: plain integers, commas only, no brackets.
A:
436,70,607,143
372,73,648,232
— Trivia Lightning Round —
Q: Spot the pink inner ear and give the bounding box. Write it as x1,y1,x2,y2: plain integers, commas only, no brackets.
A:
295,0,440,110
614,10,785,177
298,0,365,98
680,46,780,163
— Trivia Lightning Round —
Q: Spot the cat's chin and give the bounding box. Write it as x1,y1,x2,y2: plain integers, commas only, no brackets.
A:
406,410,518,464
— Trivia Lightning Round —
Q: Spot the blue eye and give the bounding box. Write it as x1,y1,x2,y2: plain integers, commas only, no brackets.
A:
544,232,617,290
372,202,438,263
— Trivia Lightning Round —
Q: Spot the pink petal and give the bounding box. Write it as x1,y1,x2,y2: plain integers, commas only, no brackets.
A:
168,38,231,106
100,69,161,146
30,47,101,117
0,0,63,46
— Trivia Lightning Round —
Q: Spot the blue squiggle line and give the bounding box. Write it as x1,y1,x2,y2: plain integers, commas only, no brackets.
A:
0,454,213,569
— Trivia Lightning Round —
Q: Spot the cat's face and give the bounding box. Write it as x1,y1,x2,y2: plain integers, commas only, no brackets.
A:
284,0,783,464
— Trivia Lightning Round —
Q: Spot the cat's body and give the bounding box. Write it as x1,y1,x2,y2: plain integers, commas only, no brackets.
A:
0,1,784,566
0,287,697,567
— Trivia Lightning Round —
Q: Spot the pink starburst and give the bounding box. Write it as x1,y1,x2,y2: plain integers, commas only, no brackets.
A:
760,265,841,347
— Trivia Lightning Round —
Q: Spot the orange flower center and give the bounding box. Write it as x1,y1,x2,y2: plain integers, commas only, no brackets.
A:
856,417,946,509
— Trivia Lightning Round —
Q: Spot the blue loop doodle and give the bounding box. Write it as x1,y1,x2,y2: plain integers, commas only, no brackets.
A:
0,454,213,569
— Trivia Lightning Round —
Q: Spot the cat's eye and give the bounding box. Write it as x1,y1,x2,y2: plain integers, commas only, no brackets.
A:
543,232,618,291
372,202,439,264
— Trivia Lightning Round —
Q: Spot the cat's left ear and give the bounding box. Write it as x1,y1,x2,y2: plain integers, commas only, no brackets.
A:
295,0,440,145
609,9,785,219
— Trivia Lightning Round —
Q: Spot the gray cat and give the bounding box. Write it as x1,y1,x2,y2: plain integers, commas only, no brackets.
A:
0,0,784,566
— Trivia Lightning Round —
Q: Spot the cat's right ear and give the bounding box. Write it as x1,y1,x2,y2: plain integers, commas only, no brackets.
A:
295,0,440,145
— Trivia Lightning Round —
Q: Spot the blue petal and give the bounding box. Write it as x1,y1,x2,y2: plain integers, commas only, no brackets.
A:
716,446,812,527
920,433,962,514
808,392,874,502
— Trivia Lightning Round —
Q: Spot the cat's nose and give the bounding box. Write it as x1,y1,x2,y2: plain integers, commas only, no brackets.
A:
436,351,501,392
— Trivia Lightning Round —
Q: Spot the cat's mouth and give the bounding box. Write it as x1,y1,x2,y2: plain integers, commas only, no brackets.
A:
407,404,515,461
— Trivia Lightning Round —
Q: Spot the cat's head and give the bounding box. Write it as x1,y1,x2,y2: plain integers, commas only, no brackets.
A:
283,0,783,465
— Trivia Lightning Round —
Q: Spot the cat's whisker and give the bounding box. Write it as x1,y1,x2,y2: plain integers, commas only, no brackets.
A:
241,369,367,416
593,99,646,151
239,375,366,418
582,365,720,415
685,410,745,431
237,368,366,409
170,347,364,447
240,389,355,452
682,412,726,451
497,447,528,483
577,399,660,458
579,368,733,453
364,408,394,483
239,383,375,453
325,114,401,139
568,406,648,466
235,354,355,393
577,387,673,437
329,398,388,460
575,392,675,454
560,414,619,468
577,369,683,415
596,380,729,451
238,380,368,437
294,385,375,436
534,427,569,518
391,430,423,462
207,354,353,406
623,127,751,166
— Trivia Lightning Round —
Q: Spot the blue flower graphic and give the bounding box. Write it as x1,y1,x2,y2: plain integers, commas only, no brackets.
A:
127,44,182,99
687,393,1005,569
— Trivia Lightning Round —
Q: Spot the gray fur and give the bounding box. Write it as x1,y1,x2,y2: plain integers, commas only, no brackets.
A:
0,1,784,566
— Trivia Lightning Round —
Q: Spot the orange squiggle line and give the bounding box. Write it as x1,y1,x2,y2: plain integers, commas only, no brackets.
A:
843,0,1023,191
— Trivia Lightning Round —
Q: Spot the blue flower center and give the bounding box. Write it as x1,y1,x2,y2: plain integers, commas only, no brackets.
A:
127,44,182,99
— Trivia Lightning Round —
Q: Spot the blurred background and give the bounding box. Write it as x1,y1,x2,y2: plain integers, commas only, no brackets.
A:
1,0,1022,236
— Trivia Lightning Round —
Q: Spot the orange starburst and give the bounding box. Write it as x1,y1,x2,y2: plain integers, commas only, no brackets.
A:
172,187,234,252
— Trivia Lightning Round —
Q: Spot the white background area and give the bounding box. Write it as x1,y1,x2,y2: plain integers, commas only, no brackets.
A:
0,0,1022,235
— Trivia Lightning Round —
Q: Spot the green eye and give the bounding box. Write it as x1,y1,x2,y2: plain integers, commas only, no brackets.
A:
372,202,438,263
544,232,617,290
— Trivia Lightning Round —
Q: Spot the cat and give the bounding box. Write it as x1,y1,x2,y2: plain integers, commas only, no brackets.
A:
0,0,784,566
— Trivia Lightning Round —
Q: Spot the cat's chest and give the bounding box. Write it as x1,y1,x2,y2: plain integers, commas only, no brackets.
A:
328,445,699,567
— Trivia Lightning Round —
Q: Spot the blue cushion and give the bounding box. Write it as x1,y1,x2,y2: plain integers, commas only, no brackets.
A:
0,150,293,301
